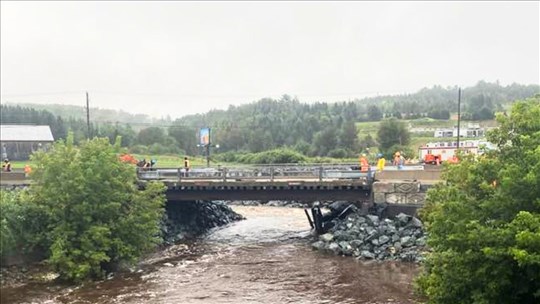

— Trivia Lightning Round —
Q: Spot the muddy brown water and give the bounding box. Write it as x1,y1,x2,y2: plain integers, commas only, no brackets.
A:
1,206,420,304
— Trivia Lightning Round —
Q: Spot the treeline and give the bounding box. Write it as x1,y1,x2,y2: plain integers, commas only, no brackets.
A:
1,81,538,158
6,103,165,125
358,81,539,120
173,81,538,156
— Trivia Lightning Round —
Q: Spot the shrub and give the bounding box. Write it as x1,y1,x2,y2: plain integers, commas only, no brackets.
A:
0,189,49,261
29,134,166,282
327,148,349,158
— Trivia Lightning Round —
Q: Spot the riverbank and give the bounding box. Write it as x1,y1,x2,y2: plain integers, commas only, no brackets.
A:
0,200,244,289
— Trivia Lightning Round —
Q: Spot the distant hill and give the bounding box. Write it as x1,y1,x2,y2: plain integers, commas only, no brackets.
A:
4,103,169,125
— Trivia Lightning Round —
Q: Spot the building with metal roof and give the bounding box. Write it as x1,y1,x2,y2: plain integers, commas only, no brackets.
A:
0,124,55,160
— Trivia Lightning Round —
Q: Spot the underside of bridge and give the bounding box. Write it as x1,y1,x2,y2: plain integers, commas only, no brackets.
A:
166,187,371,202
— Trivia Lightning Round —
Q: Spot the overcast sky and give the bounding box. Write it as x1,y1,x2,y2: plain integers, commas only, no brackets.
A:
1,1,539,119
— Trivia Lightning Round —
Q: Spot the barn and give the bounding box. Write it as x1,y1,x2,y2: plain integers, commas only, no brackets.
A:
0,124,55,160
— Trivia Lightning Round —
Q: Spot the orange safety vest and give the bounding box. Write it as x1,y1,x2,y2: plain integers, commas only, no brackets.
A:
360,157,369,172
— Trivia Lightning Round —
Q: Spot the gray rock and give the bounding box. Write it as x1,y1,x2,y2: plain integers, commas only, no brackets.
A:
410,217,423,228
319,233,334,242
400,236,414,247
415,236,426,246
401,229,414,237
311,241,326,250
349,240,364,248
328,242,341,255
339,241,354,256
366,215,380,226
378,235,390,245
365,229,378,242
395,213,411,225
361,250,376,259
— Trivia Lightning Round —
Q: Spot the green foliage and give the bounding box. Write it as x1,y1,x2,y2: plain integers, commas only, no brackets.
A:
215,148,307,164
0,189,49,259
367,105,383,121
417,97,540,303
136,127,166,146
327,148,349,158
28,134,166,282
427,109,450,120
377,118,411,155
168,125,198,155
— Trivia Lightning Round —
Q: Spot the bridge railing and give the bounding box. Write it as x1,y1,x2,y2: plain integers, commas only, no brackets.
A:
136,163,373,182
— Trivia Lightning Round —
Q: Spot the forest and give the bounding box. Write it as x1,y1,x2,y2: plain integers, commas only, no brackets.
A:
1,81,538,158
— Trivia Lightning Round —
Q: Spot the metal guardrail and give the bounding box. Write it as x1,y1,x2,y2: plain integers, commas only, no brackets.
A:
137,163,370,182
135,163,425,183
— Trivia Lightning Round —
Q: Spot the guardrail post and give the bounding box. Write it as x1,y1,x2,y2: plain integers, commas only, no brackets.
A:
223,167,227,182
318,166,323,182
270,166,275,182
177,168,182,183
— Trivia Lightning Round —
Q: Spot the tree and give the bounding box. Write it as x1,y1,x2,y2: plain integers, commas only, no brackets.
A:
168,125,197,155
136,127,165,146
417,96,540,303
312,127,338,156
29,134,166,282
376,118,410,154
338,120,359,152
367,105,383,121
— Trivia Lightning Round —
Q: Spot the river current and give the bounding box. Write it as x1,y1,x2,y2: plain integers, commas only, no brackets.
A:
1,206,419,304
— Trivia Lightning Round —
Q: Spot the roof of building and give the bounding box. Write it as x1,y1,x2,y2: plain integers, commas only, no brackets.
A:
0,125,55,142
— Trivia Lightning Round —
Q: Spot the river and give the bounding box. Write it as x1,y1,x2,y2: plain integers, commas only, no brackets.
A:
1,206,420,304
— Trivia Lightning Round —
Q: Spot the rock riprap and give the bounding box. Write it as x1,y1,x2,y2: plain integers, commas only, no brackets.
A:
162,200,244,244
311,211,427,262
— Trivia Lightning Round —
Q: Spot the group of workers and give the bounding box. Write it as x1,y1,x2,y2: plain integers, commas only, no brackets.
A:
358,151,407,173
133,156,191,177
2,158,33,176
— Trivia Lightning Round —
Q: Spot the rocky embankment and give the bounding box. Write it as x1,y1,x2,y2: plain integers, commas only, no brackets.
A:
311,210,427,263
162,200,245,244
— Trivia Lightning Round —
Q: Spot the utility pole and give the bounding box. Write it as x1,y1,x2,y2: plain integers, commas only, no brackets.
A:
86,91,91,139
456,88,461,150
206,144,210,167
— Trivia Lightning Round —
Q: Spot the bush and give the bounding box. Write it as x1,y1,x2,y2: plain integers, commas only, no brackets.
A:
327,148,349,158
248,148,307,164
0,189,49,261
29,134,166,282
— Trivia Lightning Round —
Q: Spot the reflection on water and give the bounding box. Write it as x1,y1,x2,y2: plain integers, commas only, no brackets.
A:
1,206,420,304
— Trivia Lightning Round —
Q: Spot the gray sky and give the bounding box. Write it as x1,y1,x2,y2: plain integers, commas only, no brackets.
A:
1,1,539,118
